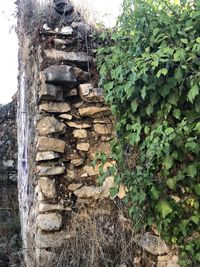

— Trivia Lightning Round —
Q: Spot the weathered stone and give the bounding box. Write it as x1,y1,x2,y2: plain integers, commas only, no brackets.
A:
68,183,82,191
134,233,169,256
79,106,110,118
71,158,84,166
89,142,111,159
43,65,76,85
73,129,87,139
43,65,89,85
74,186,102,199
94,117,111,124
39,72,64,101
166,255,180,267
60,26,73,35
83,162,115,176
66,168,76,179
54,38,69,45
37,213,62,231
36,151,60,162
39,102,71,113
100,176,115,198
39,202,64,213
66,88,78,96
66,121,91,129
59,114,73,120
37,166,65,176
38,177,56,199
35,230,70,248
36,248,56,266
37,137,65,153
79,83,104,102
94,124,112,135
37,116,66,135
118,184,127,199
44,49,92,65
77,142,90,151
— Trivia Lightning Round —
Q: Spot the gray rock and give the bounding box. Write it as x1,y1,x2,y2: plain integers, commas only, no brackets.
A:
36,151,60,162
36,213,62,231
134,233,169,256
37,166,65,176
43,65,88,85
37,137,65,153
39,72,64,101
44,49,92,65
37,116,66,135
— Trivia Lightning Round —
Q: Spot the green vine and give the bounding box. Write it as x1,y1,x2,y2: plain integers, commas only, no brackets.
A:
97,0,200,266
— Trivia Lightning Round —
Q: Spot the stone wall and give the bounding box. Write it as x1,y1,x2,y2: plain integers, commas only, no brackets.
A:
0,101,21,266
17,2,180,267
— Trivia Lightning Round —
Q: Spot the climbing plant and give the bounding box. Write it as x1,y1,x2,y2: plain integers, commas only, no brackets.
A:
97,0,200,266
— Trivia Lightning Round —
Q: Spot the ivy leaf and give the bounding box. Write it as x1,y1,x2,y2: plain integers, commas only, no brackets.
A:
190,215,200,225
166,178,177,190
173,109,181,119
109,187,118,198
194,184,200,196
194,122,200,133
180,38,188,44
150,186,160,200
156,201,173,219
163,156,174,170
187,84,199,103
186,164,197,177
156,68,168,78
131,100,139,113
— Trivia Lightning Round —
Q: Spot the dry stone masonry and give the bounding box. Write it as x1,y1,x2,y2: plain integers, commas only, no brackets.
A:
17,2,179,266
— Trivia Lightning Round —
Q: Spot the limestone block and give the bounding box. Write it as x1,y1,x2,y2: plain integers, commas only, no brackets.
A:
36,151,60,162
94,117,111,124
68,183,82,191
39,72,63,101
78,106,110,118
37,116,66,135
36,248,57,266
70,158,84,166
134,233,169,256
43,65,89,85
66,88,78,96
37,137,65,153
37,213,62,231
38,177,56,199
77,142,90,151
94,124,112,135
59,114,73,120
66,168,76,179
74,186,102,199
39,102,71,113
60,26,73,35
79,83,104,102
43,65,77,85
66,121,91,129
44,49,92,65
73,129,87,139
35,230,70,248
39,202,64,213
37,166,65,176
89,142,111,159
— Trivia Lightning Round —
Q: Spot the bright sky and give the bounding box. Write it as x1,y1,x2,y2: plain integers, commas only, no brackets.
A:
0,0,122,104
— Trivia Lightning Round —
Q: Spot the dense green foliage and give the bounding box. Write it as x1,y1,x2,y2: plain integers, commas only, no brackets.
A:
97,0,200,265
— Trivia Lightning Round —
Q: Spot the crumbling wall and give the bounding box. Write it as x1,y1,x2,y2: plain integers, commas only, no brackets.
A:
0,101,21,267
17,2,180,267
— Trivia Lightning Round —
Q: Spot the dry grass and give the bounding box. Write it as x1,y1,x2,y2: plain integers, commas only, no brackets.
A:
49,201,138,267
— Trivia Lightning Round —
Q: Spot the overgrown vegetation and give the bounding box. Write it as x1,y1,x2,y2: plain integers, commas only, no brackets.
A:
97,0,200,265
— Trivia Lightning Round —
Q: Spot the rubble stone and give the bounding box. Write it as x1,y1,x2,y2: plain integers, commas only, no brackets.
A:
37,137,65,153
37,166,65,176
36,151,60,162
37,213,62,231
39,102,71,113
37,116,66,135
79,106,110,118
38,177,56,199
79,83,104,102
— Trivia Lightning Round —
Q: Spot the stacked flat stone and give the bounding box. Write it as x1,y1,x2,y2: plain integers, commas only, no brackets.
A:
35,23,117,252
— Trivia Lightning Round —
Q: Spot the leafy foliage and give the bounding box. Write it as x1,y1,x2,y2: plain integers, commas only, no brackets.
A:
97,0,200,266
